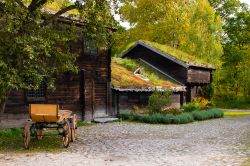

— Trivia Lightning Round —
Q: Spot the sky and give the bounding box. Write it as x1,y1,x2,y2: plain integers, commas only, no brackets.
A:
241,0,250,5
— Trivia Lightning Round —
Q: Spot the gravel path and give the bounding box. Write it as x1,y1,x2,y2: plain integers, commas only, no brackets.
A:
0,116,249,166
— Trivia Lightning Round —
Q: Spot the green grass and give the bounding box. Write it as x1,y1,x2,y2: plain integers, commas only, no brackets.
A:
0,128,65,153
118,40,212,66
77,121,96,127
120,109,223,124
223,112,250,116
113,58,180,88
214,100,250,109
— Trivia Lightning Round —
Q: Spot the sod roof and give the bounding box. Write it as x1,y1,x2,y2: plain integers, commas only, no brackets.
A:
111,58,185,92
119,40,215,69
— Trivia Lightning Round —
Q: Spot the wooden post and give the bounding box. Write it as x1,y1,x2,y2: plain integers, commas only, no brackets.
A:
91,79,95,120
180,92,184,106
80,69,85,121
116,91,120,116
186,85,191,102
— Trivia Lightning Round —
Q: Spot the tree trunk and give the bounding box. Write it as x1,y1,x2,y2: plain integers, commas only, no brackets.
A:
0,100,7,115
0,90,10,115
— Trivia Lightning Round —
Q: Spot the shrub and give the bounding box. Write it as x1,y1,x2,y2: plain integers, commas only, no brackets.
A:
141,113,174,124
119,109,223,124
119,113,130,120
181,102,200,112
192,109,223,121
162,107,182,115
172,113,194,124
192,97,209,110
147,90,172,114
129,112,142,121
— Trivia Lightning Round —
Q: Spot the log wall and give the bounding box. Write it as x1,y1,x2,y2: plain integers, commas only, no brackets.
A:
4,39,111,121
187,67,211,83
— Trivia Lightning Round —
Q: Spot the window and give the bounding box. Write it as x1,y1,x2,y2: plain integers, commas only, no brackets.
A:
27,79,46,100
84,40,98,55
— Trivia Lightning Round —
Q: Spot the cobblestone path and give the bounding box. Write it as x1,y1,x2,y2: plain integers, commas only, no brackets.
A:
0,116,249,166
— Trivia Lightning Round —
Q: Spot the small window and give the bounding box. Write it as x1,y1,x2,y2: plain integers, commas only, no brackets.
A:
84,40,98,55
27,79,46,100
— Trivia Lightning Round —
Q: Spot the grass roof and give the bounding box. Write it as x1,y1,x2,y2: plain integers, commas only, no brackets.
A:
112,58,182,90
120,40,212,66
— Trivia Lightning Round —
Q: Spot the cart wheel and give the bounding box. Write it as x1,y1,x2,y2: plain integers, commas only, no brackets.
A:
62,120,70,148
71,114,78,142
36,129,43,140
24,122,30,149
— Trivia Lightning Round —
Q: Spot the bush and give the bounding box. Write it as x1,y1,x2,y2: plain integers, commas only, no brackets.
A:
181,102,200,112
192,109,224,121
119,109,223,124
147,90,172,114
172,113,194,124
119,113,130,120
192,97,209,110
161,107,182,115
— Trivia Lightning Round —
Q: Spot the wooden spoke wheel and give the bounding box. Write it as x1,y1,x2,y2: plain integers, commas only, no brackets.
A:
62,120,70,148
36,129,43,140
24,122,30,149
71,114,78,142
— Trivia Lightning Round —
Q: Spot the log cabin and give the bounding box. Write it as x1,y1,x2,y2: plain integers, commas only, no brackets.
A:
3,11,114,121
115,40,215,109
4,38,112,121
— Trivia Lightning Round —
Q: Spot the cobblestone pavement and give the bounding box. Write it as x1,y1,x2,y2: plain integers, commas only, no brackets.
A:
0,116,249,166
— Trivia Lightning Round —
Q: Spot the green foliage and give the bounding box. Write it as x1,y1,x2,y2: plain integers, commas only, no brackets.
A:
181,103,200,112
114,0,222,66
147,90,172,114
214,99,250,109
120,109,223,124
0,0,117,112
141,113,174,124
210,0,250,102
115,58,138,71
171,113,194,124
191,109,224,120
192,97,209,110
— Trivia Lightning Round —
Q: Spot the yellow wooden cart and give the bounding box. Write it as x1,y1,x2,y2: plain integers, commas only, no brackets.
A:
23,104,77,149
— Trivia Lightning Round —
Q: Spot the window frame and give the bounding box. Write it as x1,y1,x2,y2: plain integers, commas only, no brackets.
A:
83,40,98,56
26,78,47,102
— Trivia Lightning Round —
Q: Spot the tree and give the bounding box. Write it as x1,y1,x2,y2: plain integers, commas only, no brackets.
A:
114,0,222,66
0,0,117,114
209,0,250,100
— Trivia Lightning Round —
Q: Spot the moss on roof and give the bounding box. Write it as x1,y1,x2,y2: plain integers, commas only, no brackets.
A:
121,40,212,66
112,58,181,89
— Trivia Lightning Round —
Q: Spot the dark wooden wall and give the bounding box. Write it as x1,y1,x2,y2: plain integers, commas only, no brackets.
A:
112,90,183,115
4,39,111,121
187,67,211,83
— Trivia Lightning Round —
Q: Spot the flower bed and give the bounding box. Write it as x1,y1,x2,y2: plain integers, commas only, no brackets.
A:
119,109,224,124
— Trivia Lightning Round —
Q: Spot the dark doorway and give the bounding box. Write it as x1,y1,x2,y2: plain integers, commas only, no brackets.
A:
80,69,85,120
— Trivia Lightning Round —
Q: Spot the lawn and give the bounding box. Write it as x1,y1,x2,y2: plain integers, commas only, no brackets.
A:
0,128,63,153
223,112,250,116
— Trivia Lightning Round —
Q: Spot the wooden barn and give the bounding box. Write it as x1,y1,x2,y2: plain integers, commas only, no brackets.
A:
113,40,215,110
4,37,112,121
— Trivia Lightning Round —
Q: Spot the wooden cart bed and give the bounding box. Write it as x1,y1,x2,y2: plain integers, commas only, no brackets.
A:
29,104,72,123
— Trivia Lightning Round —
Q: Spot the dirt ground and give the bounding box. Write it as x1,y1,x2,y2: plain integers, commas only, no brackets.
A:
0,115,249,166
